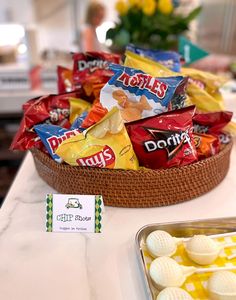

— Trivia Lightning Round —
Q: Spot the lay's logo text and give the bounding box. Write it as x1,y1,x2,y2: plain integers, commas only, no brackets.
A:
76,145,115,168
117,72,168,99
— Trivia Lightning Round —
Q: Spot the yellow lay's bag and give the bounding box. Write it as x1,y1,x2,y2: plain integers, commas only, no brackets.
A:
184,82,225,112
56,107,139,170
181,67,227,95
69,97,91,124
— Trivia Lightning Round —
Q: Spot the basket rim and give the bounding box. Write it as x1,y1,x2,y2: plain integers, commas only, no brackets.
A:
30,140,233,175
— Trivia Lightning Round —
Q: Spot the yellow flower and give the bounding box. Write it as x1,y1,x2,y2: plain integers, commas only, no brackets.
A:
128,0,142,7
142,0,156,15
157,0,173,15
115,0,128,15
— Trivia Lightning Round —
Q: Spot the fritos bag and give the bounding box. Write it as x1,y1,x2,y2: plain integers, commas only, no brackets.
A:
56,108,139,170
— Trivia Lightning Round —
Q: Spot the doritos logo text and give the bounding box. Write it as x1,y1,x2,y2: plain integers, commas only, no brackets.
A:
78,60,108,73
143,128,191,160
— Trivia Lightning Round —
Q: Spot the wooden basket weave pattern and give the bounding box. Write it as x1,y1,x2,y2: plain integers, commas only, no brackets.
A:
31,141,233,208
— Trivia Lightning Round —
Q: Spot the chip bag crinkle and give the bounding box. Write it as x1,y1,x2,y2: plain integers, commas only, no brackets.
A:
126,106,197,169
56,108,139,170
100,64,187,123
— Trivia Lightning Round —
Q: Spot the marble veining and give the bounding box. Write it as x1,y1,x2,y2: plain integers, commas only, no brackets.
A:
0,200,19,236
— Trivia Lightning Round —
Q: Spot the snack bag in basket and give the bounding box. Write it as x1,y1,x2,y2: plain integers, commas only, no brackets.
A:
10,91,82,151
100,64,187,123
56,108,139,170
193,133,220,160
124,50,226,113
193,111,233,144
181,67,227,112
126,106,197,169
69,97,91,124
34,124,81,163
70,111,88,132
72,52,121,101
81,101,108,128
126,45,181,72
57,66,73,93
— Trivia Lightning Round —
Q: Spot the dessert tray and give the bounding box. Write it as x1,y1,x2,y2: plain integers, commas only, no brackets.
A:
135,217,236,299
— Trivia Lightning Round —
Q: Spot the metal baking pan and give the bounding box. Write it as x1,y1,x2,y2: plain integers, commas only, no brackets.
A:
135,217,236,300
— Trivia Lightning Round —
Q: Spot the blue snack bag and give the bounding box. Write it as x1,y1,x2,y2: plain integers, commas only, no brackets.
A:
34,124,80,163
70,111,88,131
100,64,187,123
126,44,181,72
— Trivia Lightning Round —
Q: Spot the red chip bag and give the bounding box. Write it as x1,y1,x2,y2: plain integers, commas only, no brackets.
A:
10,91,82,151
126,106,197,169
57,66,73,93
193,133,220,160
72,52,121,101
193,111,232,135
81,101,108,129
193,111,233,145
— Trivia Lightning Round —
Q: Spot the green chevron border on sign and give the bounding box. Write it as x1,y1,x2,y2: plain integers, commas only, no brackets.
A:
95,195,102,233
46,194,53,232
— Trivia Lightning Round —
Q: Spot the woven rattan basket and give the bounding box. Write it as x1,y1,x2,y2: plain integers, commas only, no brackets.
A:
31,141,233,208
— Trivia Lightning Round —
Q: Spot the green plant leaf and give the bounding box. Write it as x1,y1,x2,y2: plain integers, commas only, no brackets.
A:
114,29,130,48
184,6,202,23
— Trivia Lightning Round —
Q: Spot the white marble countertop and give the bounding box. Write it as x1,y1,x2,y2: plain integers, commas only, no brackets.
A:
1,142,236,300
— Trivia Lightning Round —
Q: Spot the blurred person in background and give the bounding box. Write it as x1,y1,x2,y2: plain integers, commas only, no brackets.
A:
79,1,106,52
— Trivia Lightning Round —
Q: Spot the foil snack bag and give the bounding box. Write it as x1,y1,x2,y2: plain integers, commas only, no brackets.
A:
126,45,181,72
193,133,220,160
72,52,121,101
34,124,81,162
100,64,187,123
193,111,233,144
56,108,139,170
69,97,91,124
57,66,73,93
10,91,82,151
126,106,197,169
124,50,226,113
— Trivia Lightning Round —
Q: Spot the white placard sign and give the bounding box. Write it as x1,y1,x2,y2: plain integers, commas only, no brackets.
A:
46,194,103,233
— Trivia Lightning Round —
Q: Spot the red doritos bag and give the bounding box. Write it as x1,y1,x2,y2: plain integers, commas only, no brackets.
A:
126,106,197,169
72,52,121,101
